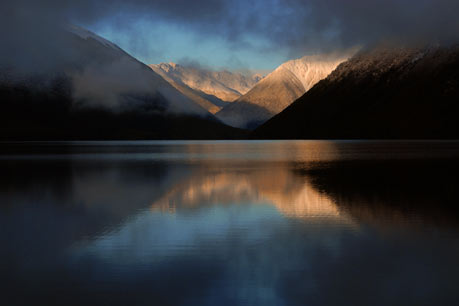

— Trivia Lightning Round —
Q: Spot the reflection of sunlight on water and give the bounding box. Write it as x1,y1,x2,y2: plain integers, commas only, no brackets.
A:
149,167,357,228
180,140,341,163
0,140,341,162
46,140,459,305
74,163,359,266
4,140,459,305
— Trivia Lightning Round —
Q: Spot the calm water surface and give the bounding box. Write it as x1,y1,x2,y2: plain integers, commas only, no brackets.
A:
1,140,459,306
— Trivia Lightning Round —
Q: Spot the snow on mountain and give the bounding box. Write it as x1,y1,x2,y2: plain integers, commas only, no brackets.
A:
150,64,225,114
215,52,353,129
1,25,248,140
253,45,459,139
280,55,347,92
62,26,210,116
150,63,262,103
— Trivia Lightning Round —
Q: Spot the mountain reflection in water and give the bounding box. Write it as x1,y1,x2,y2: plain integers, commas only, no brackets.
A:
1,141,459,306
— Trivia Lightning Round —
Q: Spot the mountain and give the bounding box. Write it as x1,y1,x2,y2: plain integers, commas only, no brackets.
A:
0,25,246,140
253,45,459,139
149,63,227,114
149,63,262,111
216,54,350,129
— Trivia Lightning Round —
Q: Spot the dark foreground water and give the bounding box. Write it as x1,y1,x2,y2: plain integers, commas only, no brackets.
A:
1,140,459,306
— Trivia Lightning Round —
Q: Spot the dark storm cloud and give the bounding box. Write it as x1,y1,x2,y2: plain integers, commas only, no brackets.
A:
83,0,459,52
1,0,459,65
288,0,459,51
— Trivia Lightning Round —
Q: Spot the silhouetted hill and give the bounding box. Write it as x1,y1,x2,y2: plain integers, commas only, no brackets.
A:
0,79,247,140
253,45,459,139
0,26,247,140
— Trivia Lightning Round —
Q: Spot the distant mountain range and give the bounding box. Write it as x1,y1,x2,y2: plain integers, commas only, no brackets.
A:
0,25,245,140
149,63,263,113
3,24,459,140
253,45,459,139
215,54,351,129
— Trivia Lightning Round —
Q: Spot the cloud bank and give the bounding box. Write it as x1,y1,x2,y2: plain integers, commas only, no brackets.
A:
1,0,459,69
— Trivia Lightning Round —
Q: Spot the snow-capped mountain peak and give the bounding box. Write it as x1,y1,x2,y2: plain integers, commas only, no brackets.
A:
215,51,355,129
150,62,263,102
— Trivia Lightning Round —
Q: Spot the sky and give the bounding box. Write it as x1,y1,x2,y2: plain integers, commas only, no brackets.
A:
89,18,290,72
2,0,459,72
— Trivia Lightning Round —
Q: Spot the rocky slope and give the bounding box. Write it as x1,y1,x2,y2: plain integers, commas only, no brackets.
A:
216,54,350,129
150,64,227,114
150,63,262,106
253,45,459,139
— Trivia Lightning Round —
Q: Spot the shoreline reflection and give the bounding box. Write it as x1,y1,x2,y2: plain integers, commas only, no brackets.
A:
1,141,459,306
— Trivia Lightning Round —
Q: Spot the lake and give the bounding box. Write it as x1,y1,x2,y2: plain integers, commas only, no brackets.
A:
1,140,459,306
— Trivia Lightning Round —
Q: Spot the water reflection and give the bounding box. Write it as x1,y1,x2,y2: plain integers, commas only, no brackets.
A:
149,168,354,223
1,141,459,306
304,159,459,230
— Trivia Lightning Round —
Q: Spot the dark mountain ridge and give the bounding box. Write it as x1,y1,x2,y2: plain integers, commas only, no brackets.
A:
0,76,246,140
0,26,246,140
253,45,459,139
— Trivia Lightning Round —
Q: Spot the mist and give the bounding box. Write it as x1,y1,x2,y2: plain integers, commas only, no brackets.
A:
1,0,458,113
